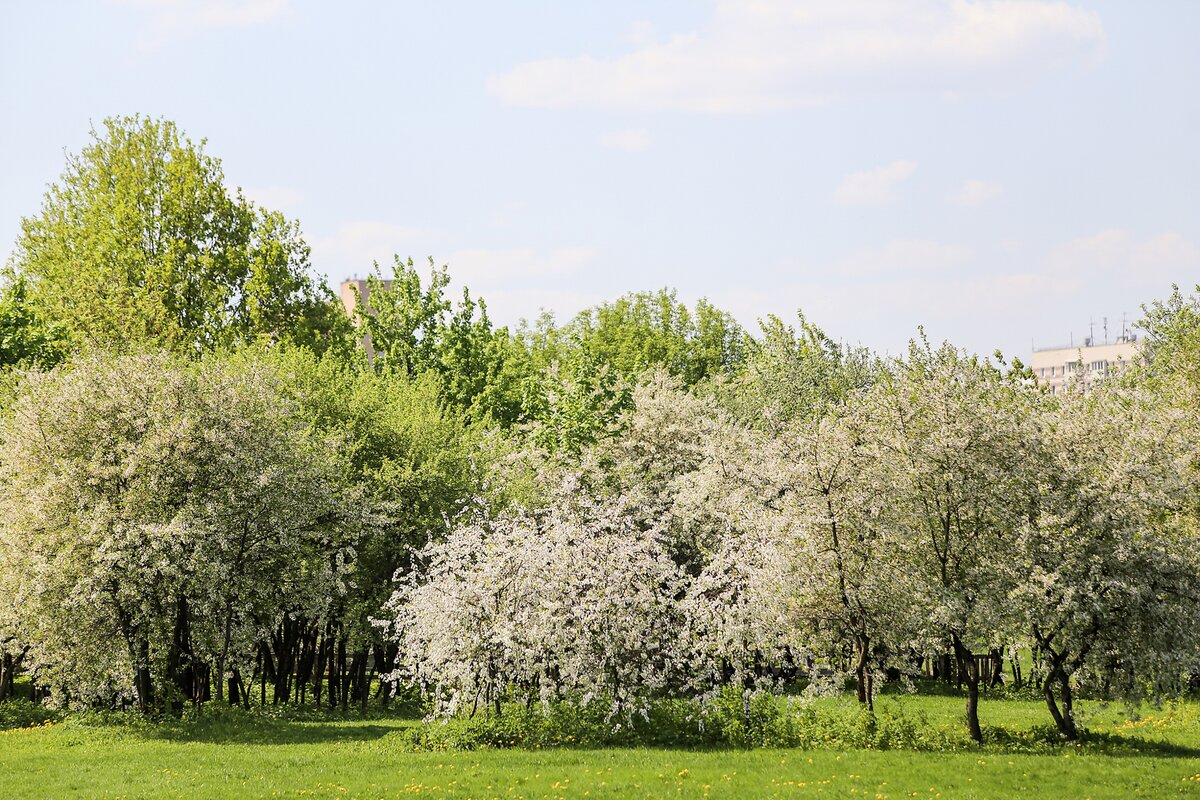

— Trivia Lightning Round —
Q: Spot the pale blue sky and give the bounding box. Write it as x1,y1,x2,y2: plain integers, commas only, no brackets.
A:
2,1,1197,357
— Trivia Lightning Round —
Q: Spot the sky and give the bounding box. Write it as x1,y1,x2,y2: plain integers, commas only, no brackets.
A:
1,0,1197,357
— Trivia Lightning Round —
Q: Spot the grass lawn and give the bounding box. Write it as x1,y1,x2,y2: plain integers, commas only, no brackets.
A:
2,694,1199,799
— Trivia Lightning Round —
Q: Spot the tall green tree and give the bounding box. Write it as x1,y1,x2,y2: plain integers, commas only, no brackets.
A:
354,257,530,425
715,313,878,430
10,115,351,357
1139,283,1200,404
567,289,747,386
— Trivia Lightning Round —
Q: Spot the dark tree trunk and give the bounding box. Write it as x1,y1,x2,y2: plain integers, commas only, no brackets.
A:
0,649,20,701
951,635,983,742
853,635,874,711
379,642,398,708
167,596,195,711
135,639,154,714
988,648,1004,688
1043,667,1079,740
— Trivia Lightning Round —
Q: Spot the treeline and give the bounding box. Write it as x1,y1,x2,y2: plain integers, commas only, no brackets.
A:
1,117,1199,745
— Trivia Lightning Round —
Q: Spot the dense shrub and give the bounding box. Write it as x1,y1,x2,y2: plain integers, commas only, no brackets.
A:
394,691,962,752
0,700,60,730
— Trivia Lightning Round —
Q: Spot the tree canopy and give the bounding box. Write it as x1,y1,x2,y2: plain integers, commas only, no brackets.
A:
9,115,351,357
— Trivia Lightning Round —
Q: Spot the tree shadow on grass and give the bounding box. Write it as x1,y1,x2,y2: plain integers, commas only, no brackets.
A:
142,719,407,745
983,725,1200,759
63,706,421,746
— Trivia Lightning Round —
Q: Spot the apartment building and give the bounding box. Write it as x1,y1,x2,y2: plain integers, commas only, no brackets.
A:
1030,336,1141,394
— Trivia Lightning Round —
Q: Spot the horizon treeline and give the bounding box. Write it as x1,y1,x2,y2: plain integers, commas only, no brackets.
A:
1,116,1199,745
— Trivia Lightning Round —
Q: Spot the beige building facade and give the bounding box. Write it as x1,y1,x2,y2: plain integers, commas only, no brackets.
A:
339,278,393,360
339,278,392,320
1030,337,1141,394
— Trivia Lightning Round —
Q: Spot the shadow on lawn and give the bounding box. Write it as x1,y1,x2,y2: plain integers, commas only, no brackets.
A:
983,725,1200,759
145,718,409,745
62,705,422,746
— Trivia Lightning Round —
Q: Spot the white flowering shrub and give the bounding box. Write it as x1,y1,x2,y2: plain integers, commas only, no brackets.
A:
0,352,347,710
383,485,683,719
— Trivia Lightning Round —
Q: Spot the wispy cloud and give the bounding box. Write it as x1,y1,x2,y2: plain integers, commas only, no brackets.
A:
1048,229,1200,283
718,230,1198,357
598,128,651,151
443,246,597,285
488,0,1105,113
310,220,441,278
832,239,973,276
112,0,289,48
952,179,1003,207
834,160,917,206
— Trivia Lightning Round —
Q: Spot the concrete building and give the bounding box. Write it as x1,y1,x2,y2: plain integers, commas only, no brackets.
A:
339,277,392,320
339,277,393,360
1030,334,1141,394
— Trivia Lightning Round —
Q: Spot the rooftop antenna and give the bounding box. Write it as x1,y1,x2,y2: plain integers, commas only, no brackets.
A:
1088,317,1094,347
1121,312,1129,342
1103,316,1108,345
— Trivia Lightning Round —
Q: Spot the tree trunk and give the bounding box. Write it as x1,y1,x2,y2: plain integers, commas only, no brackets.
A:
167,595,194,711
988,648,1004,688
1043,668,1079,740
853,635,874,712
951,635,983,742
135,639,154,714
0,651,13,701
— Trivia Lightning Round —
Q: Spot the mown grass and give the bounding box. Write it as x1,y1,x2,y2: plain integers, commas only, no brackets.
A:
2,693,1200,798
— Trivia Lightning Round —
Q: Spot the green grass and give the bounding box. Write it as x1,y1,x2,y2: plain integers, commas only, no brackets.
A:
2,694,1200,799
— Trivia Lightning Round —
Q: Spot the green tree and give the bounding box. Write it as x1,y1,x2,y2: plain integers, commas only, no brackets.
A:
253,345,482,708
715,313,878,429
10,115,351,357
0,278,68,370
566,289,747,386
353,257,531,425
1139,283,1200,404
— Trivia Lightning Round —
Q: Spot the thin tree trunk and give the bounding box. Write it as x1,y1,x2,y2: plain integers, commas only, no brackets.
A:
952,635,983,742
135,638,154,714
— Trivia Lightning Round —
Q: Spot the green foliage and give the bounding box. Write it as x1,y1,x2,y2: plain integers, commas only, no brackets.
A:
11,115,351,357
0,278,68,370
247,344,483,646
712,312,878,428
566,289,747,386
524,347,632,453
1139,283,1200,403
354,257,528,425
0,699,60,731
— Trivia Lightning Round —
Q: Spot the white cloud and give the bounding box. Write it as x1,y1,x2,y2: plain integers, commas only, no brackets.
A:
598,128,651,151
310,220,440,278
832,238,973,275
717,229,1198,358
952,179,1003,207
112,0,289,47
1048,229,1200,283
488,0,1105,113
833,160,917,206
443,246,597,286
625,20,657,46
